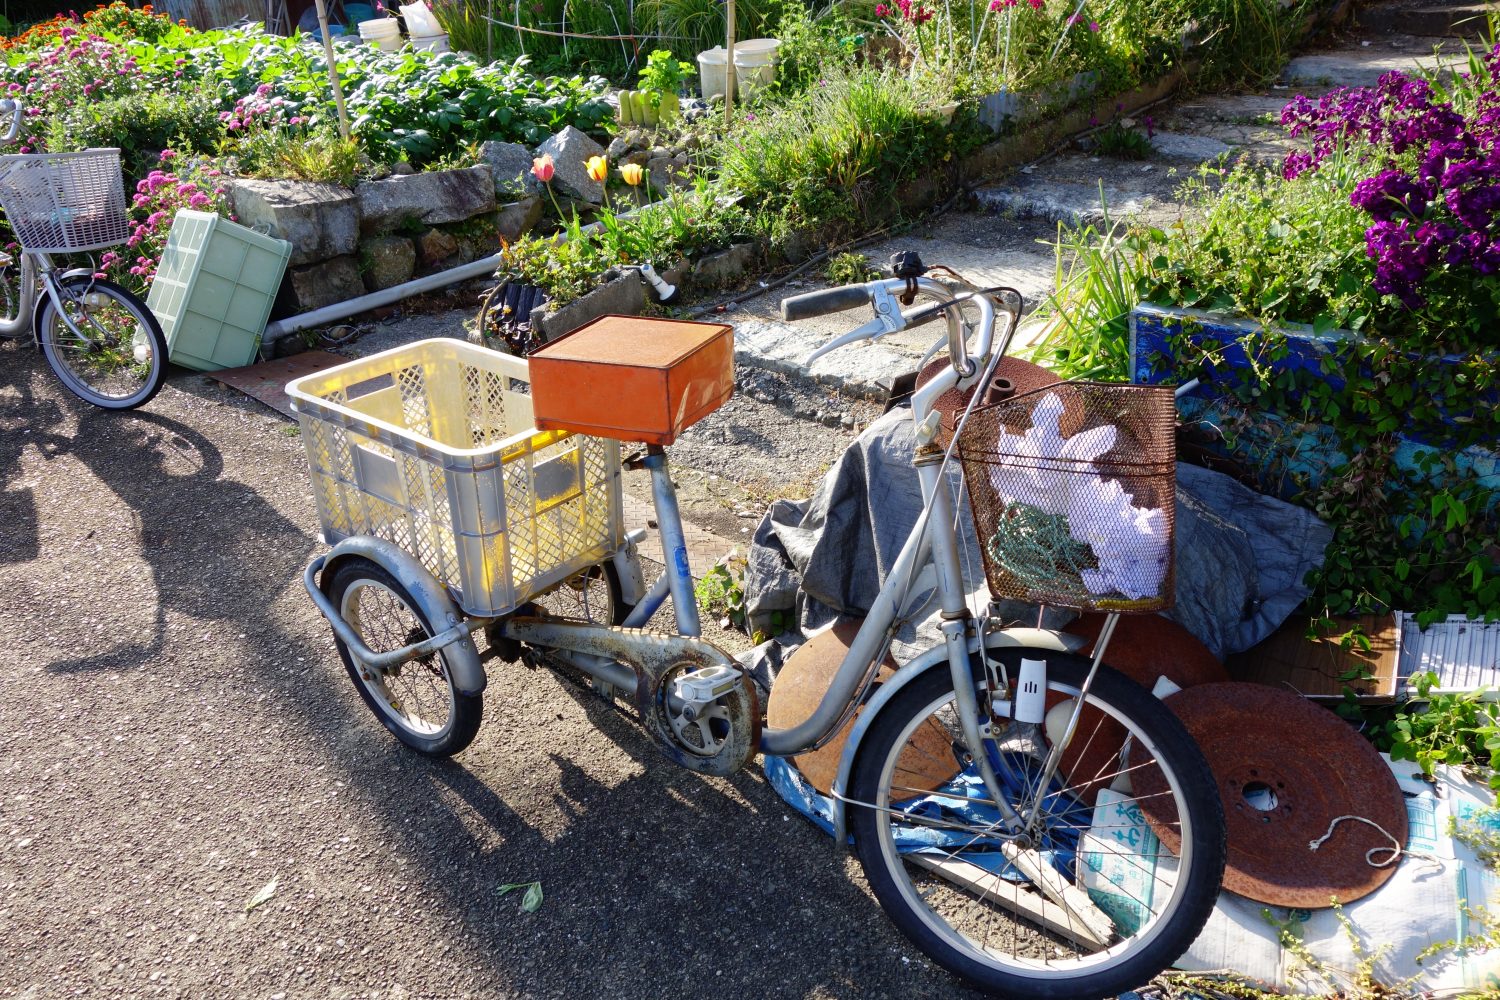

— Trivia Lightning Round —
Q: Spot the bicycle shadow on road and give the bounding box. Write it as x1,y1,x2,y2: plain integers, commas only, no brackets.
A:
44,406,313,674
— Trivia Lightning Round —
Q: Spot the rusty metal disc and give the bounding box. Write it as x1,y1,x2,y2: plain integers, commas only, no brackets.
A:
1135,682,1407,907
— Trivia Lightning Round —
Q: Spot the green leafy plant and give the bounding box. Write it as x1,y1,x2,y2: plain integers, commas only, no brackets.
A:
823,251,878,285
237,123,366,186
1091,120,1153,159
497,880,544,912
695,552,750,633
47,86,221,182
1371,672,1500,788
1025,206,1154,380
638,48,692,104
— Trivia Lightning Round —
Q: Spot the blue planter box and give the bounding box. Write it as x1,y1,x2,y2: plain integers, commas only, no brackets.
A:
1129,304,1498,498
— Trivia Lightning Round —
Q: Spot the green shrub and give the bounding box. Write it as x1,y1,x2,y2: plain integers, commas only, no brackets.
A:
236,124,366,186
636,0,778,63
716,68,970,239
47,86,222,182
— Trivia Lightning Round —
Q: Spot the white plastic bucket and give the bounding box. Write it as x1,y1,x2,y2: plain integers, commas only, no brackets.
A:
410,32,450,53
697,47,727,100
358,17,403,52
733,38,780,91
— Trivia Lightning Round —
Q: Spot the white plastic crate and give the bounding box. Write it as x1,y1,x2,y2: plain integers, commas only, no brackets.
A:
286,339,625,618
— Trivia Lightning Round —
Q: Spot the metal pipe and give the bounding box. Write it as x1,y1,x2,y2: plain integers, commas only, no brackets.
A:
646,449,701,637
622,570,670,629
302,557,480,670
262,198,674,344
548,648,638,693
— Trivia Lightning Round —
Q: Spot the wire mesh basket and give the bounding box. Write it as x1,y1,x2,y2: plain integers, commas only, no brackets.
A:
286,339,625,619
0,149,131,254
956,382,1177,613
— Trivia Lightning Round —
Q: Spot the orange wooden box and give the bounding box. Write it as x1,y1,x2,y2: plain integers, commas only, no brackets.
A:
526,315,734,446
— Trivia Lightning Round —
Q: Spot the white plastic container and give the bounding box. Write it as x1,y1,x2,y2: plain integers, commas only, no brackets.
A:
697,47,728,100
697,46,772,100
399,1,440,35
358,16,403,52
409,32,450,52
733,37,780,91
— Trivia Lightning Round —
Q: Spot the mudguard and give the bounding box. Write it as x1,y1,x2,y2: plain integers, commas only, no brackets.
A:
317,535,487,696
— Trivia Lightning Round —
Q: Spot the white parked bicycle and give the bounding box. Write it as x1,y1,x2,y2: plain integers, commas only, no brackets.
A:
0,98,166,409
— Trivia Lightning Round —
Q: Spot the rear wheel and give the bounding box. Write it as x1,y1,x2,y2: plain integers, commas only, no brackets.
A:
325,557,482,757
848,650,1225,999
38,275,166,410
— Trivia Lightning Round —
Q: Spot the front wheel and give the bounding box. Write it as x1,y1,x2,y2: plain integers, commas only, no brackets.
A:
848,650,1225,999
324,557,483,757
38,275,167,410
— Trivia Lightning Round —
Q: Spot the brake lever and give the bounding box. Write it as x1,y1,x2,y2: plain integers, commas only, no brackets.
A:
803,283,905,366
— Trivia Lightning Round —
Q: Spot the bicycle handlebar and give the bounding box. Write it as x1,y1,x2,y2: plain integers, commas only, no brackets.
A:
0,99,21,144
780,284,872,322
781,273,1006,382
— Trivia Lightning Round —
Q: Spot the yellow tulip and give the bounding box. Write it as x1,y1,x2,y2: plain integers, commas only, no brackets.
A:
619,163,645,187
586,155,608,183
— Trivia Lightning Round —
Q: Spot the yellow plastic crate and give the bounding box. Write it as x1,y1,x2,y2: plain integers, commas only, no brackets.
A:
286,338,624,618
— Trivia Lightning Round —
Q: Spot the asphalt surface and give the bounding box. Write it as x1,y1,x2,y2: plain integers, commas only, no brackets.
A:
0,336,983,1000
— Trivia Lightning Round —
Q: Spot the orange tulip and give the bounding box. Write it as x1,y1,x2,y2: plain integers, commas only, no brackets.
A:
619,163,645,187
531,154,555,183
586,155,608,183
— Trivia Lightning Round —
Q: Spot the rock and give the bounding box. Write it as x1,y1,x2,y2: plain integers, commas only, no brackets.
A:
355,166,497,236
532,271,647,341
646,155,691,194
648,146,673,161
279,255,365,313
605,136,629,161
623,149,650,168
360,236,416,291
691,242,758,287
227,178,358,267
477,140,538,198
414,228,459,269
494,196,543,241
534,126,606,203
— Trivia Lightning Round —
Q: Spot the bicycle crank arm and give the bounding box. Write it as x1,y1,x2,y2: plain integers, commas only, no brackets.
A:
502,619,761,776
303,557,483,671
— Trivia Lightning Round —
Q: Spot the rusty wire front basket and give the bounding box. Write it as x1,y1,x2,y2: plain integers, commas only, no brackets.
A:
956,382,1177,613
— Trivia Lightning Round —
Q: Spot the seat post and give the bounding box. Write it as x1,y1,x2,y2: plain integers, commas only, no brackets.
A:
644,445,701,637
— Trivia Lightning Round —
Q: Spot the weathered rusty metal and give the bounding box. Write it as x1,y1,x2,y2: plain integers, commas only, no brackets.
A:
500,618,760,775
1136,682,1408,907
209,350,348,418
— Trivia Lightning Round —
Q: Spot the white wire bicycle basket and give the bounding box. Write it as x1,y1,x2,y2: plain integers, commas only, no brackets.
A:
0,148,131,254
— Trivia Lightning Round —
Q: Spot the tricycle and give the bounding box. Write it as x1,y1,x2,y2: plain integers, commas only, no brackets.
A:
292,256,1226,999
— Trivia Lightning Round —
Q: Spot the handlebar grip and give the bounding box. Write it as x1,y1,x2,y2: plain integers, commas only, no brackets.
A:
781,284,872,322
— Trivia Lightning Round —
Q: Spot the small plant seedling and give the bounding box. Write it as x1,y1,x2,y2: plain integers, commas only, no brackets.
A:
1091,121,1153,160
498,880,544,912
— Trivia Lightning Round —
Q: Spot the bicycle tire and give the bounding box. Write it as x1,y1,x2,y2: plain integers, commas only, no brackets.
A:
848,649,1225,999
325,556,483,757
37,275,167,410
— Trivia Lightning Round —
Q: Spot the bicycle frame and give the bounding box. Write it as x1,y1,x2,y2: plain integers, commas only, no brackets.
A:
0,250,109,346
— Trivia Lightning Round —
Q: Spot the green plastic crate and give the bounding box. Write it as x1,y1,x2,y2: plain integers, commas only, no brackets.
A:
146,209,293,372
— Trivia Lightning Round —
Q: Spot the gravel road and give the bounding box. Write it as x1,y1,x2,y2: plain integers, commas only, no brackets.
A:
0,335,983,1000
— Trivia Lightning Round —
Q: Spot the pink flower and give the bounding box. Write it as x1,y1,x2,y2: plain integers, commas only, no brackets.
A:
988,0,1017,8
189,193,210,208
875,2,890,14
1089,19,1099,30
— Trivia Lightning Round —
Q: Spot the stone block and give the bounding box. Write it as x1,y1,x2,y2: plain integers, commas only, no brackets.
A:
415,228,460,269
356,166,497,236
532,271,646,341
478,140,538,198
535,126,606,204
228,178,358,267
494,196,543,241
360,236,416,291
691,243,758,288
279,255,366,313
646,154,691,194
